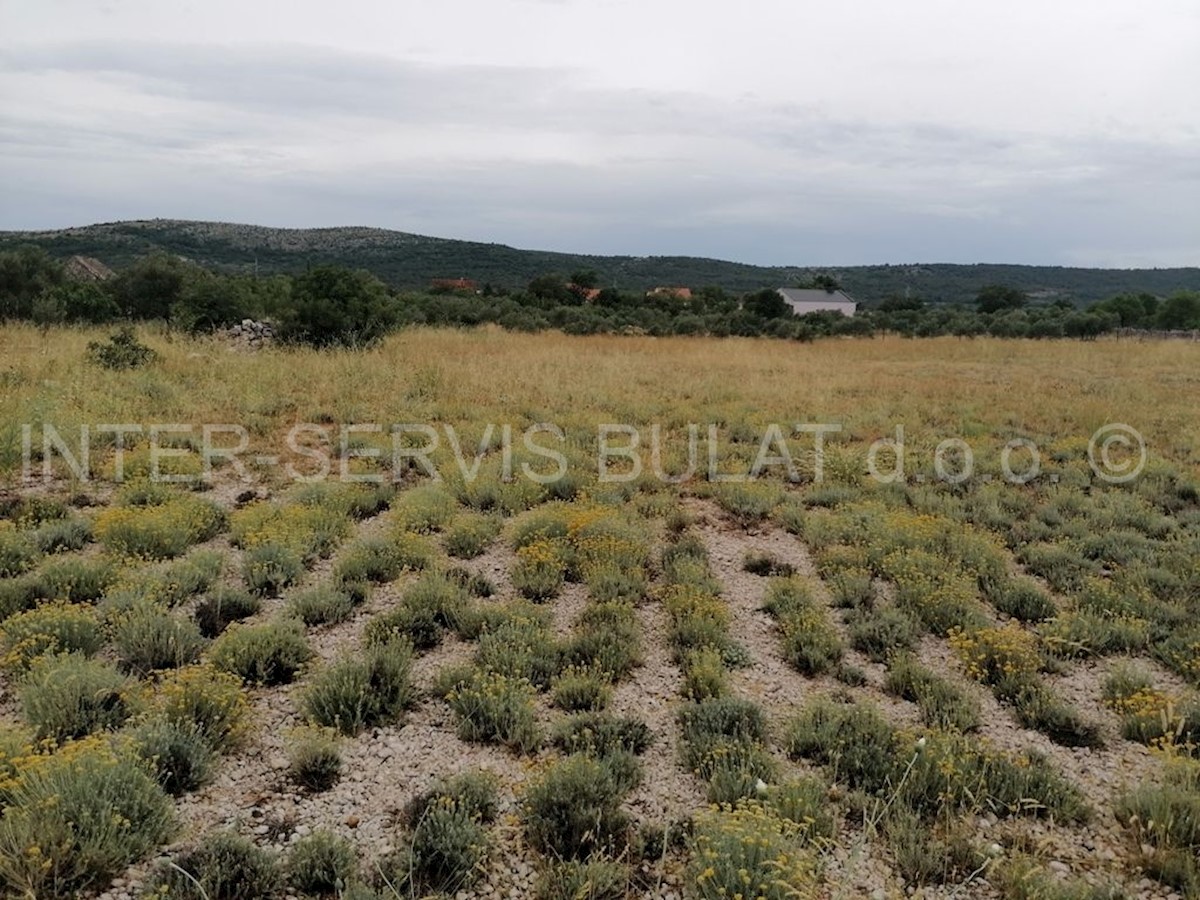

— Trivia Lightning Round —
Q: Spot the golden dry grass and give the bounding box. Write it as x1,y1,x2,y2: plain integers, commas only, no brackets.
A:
2,324,1197,484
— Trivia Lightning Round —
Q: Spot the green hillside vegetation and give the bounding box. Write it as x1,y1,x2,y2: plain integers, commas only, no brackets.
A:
3,219,1200,304
1,227,1199,345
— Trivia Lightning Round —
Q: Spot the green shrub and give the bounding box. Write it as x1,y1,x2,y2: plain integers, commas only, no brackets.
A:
827,568,875,609
392,484,459,533
20,653,135,741
585,566,647,603
687,802,818,900
884,654,981,732
561,618,641,681
698,738,778,804
552,666,612,711
30,517,92,554
404,770,500,827
194,587,262,638
242,542,304,596
512,540,565,601
0,575,42,622
446,565,495,598
474,618,562,688
287,829,357,895
712,482,782,526
678,697,769,763
129,717,216,795
145,830,281,900
1116,762,1200,895
86,325,158,369
285,583,355,627
1010,683,1105,748
523,754,631,859
551,713,653,758
403,797,490,894
149,664,249,753
445,670,540,753
743,551,796,577
301,639,415,735
885,807,980,886
535,859,629,900
210,620,312,686
765,776,836,841
0,524,38,578
0,600,103,669
35,555,116,602
848,606,919,662
779,608,844,676
93,495,224,560
364,573,469,649
111,603,206,675
286,726,343,791
444,513,502,559
333,533,432,584
117,550,224,608
0,735,175,897
682,646,728,700
783,698,897,794
985,576,1057,623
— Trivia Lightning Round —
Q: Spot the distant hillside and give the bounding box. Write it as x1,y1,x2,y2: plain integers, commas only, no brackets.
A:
3,219,1199,305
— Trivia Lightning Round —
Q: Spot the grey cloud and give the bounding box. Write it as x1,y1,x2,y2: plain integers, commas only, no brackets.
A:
1,40,1197,265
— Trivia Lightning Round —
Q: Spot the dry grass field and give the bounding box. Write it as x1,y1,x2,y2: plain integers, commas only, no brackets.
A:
0,325,1198,899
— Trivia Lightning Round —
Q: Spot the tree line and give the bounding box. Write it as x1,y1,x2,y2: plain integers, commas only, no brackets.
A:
1,245,1198,346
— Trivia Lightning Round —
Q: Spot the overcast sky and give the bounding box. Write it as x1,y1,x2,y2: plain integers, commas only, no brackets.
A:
2,0,1198,266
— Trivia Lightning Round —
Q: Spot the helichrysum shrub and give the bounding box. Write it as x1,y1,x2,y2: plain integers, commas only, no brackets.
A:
210,619,312,686
687,801,819,900
285,583,356,627
129,716,216,795
445,669,541,753
552,665,613,711
534,859,629,900
364,572,469,649
444,512,502,559
286,726,343,791
194,587,262,638
512,539,566,601
0,734,175,897
0,522,38,578
949,621,1042,688
391,484,459,534
287,829,357,895
111,602,207,675
144,830,281,900
35,555,117,602
551,712,653,758
0,600,104,670
301,638,415,735
241,542,304,596
20,653,136,742
884,653,981,732
148,664,249,753
94,494,225,560
474,617,562,688
522,754,631,859
847,605,919,663
230,500,351,562
108,549,224,609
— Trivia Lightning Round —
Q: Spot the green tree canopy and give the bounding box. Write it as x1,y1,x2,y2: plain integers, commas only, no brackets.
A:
277,265,395,347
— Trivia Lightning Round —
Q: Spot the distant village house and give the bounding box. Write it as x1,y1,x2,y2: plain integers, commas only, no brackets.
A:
430,278,478,293
647,287,693,301
777,288,857,317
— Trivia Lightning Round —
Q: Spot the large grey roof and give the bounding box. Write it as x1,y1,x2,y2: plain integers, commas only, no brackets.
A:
777,288,856,306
